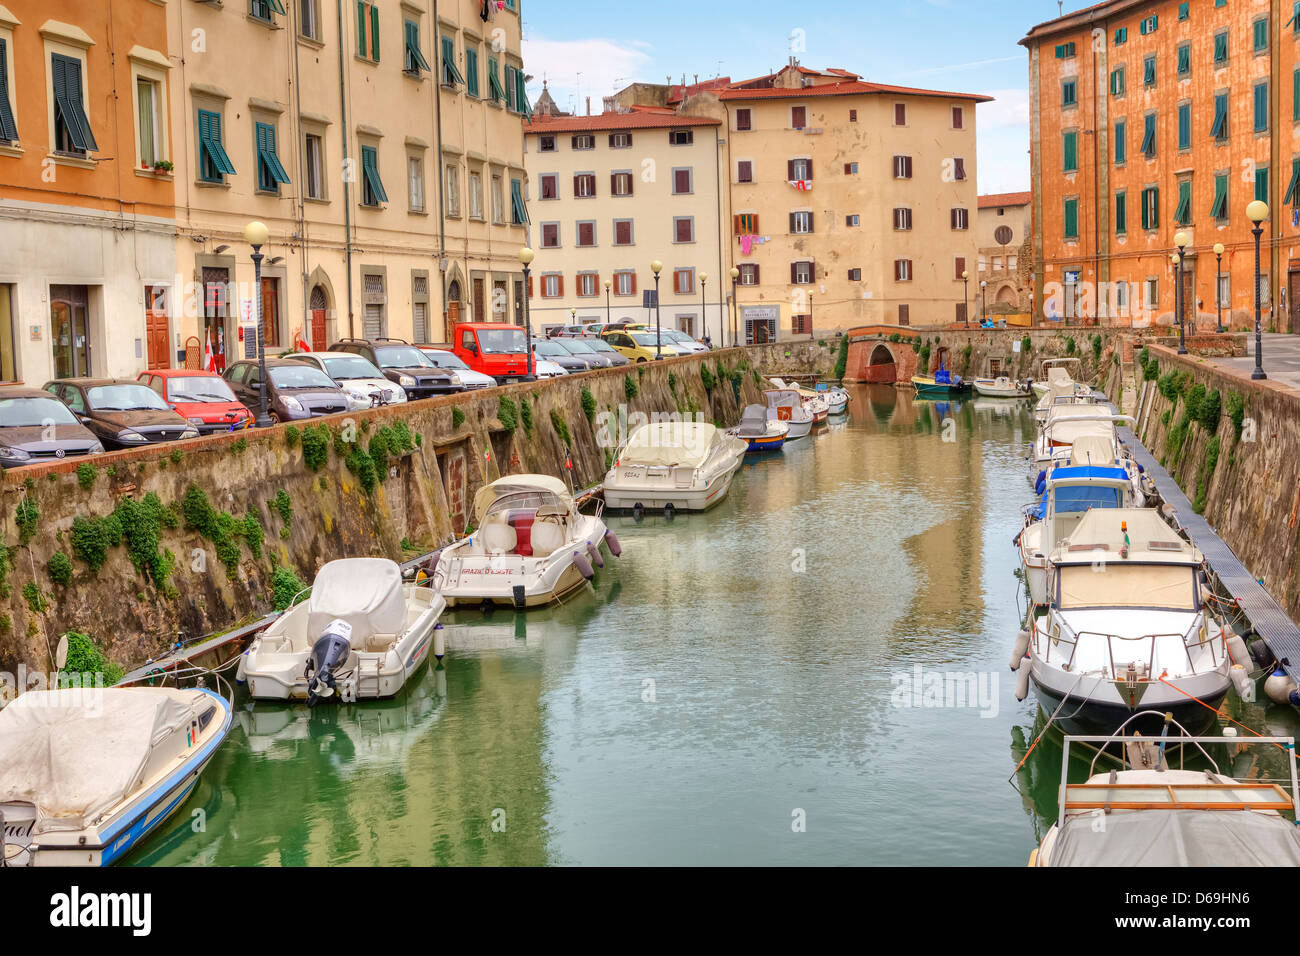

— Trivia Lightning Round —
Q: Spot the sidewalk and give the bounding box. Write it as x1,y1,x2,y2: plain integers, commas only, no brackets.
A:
1201,332,1300,391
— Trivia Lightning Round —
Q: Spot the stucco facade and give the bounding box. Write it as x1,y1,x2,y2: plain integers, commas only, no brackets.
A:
976,191,1033,315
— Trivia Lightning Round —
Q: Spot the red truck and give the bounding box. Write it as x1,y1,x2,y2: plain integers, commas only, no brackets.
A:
450,322,535,384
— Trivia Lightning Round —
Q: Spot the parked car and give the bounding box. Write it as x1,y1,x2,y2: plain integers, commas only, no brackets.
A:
0,386,103,467
661,329,709,353
532,339,592,373
557,337,620,368
451,322,534,384
552,324,600,339
419,348,497,389
534,359,567,378
223,358,349,422
43,379,199,449
286,352,407,410
601,329,688,363
586,337,631,366
328,338,461,399
137,369,252,435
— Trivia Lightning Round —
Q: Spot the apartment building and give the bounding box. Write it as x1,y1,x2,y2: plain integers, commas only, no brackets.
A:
977,191,1034,315
170,0,530,372
522,109,726,339
0,0,177,384
1023,0,1300,330
714,63,990,339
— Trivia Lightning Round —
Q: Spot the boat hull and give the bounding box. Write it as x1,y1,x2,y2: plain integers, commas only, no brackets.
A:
742,433,786,453
1028,663,1229,737
604,464,740,511
974,383,1030,398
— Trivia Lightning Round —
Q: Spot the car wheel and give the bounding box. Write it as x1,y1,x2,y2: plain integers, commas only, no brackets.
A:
637,358,647,364
269,412,281,424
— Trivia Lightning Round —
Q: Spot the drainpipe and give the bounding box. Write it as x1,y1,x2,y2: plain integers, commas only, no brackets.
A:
723,100,735,344
336,0,355,337
433,0,447,335
291,0,309,339
714,122,724,346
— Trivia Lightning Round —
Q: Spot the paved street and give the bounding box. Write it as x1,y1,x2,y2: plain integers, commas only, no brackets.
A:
1203,333,1300,391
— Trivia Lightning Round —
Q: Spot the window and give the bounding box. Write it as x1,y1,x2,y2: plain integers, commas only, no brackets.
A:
1214,31,1228,65
572,134,594,150
1064,198,1079,239
1217,272,1230,307
893,260,911,281
1141,185,1159,230
790,211,813,234
789,157,812,182
255,121,291,192
576,221,595,247
539,173,558,200
443,162,459,217
356,1,380,62
1062,79,1077,107
541,275,561,298
577,273,598,297
1295,69,1300,121
573,172,596,198
510,178,527,224
1115,190,1127,234
894,103,907,125
1115,119,1126,164
736,160,753,183
1255,81,1269,132
0,39,15,144
950,207,969,230
1256,166,1270,204
1110,66,1125,97
504,63,516,111
1144,54,1156,87
1145,278,1159,310
791,314,812,336
614,219,633,245
1140,14,1158,35
849,109,857,122
492,173,504,223
1254,17,1269,53
791,105,807,129
672,167,693,195
673,268,694,294
1178,1,1189,20
1055,42,1076,58
1114,26,1127,45
1175,179,1192,224
611,171,633,196
893,207,912,230
954,257,967,280
1211,173,1228,220
893,155,913,179
1063,130,1078,172
405,22,431,76
197,109,235,182
51,53,97,154
251,0,286,23
469,170,483,219
673,216,694,243
846,214,860,226
614,271,636,296
898,305,910,326
738,264,759,285
952,106,964,129
360,144,387,206
735,108,752,131
487,56,504,102
1178,102,1191,150
541,223,559,248
465,45,479,97
304,132,324,199
609,131,632,149
300,0,321,40
844,162,859,175
1177,43,1190,76
669,129,693,145
539,135,556,152
793,261,815,284
408,156,425,212
136,77,161,167
1142,113,1156,158
1212,92,1228,139
734,213,759,233
952,157,967,180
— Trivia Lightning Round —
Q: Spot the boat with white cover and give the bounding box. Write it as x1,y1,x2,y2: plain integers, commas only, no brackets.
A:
729,403,789,453
770,378,849,415
0,686,232,866
603,421,748,512
1032,405,1133,473
973,376,1032,398
1018,508,1232,736
431,474,619,608
763,388,813,440
240,557,444,704
1032,724,1300,866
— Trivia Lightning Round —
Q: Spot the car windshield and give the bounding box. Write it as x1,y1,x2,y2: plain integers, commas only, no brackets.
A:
270,365,337,389
532,341,566,356
320,355,384,380
563,340,597,353
630,332,672,347
374,346,436,369
164,376,237,403
588,339,618,353
478,328,528,354
0,396,79,427
86,384,169,411
422,350,469,371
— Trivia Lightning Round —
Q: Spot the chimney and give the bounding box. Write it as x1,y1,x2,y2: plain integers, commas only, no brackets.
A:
693,73,698,85
585,96,590,116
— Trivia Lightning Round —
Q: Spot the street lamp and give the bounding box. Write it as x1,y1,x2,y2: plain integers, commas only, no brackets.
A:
962,270,970,328
1247,200,1268,380
729,267,739,348
1213,243,1225,334
1174,231,1190,354
518,247,536,380
980,279,987,327
809,294,814,341
650,260,663,359
699,271,708,346
604,279,611,329
243,220,273,428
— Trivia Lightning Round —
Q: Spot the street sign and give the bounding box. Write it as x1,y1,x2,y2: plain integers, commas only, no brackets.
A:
642,289,658,309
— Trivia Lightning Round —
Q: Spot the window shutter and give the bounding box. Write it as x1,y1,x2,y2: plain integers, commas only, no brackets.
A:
807,212,814,232
733,214,743,234
905,156,913,178
805,158,813,180
631,272,638,294
894,260,901,281
370,4,380,60
788,212,796,233
790,262,799,283
357,1,367,57
557,276,563,297
955,256,965,278
787,159,796,181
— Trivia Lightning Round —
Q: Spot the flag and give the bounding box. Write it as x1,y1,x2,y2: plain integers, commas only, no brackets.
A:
293,327,311,352
204,336,216,372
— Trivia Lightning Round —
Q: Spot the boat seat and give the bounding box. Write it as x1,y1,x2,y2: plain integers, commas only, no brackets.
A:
506,511,534,556
481,518,517,556
530,517,567,558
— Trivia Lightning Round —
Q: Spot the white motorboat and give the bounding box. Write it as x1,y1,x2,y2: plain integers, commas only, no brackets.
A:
1033,364,1095,424
729,403,789,453
1032,726,1300,867
603,421,748,512
770,378,849,415
764,388,814,440
1032,405,1133,473
1016,508,1232,737
431,474,619,608
0,686,232,866
240,557,444,704
973,376,1032,398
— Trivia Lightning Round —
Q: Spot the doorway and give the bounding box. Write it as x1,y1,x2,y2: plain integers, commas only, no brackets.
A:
50,284,92,378
1288,270,1300,333
309,284,328,350
145,285,170,369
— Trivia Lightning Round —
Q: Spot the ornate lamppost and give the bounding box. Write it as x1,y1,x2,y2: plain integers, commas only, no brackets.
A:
729,266,739,347
650,260,663,359
243,221,273,428
962,270,970,328
1247,200,1268,380
1213,243,1225,333
518,247,536,379
699,271,708,346
1174,231,1190,354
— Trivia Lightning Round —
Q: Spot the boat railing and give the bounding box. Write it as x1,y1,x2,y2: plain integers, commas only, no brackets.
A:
1042,625,1215,678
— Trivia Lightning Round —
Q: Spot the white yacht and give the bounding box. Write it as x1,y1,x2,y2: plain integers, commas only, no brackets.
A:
603,421,748,512
763,388,814,440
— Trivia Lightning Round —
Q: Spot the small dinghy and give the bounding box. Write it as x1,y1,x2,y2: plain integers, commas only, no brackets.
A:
604,421,748,512
729,403,788,453
763,388,813,440
814,383,850,415
241,557,444,703
0,686,232,866
973,376,1032,398
432,474,619,608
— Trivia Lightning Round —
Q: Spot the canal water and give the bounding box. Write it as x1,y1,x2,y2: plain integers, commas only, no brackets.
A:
129,386,1295,867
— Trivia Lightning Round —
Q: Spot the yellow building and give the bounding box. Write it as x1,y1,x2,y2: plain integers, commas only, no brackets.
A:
168,0,530,371
976,191,1033,317
522,108,726,340
714,63,991,339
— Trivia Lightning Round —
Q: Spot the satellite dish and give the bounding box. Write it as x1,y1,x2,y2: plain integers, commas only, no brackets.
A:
55,634,68,671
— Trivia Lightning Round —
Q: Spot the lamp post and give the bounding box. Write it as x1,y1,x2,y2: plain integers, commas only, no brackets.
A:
519,247,536,380
1213,243,1225,333
809,294,814,340
962,270,970,328
650,260,663,359
729,267,739,348
699,271,708,346
603,279,611,329
1174,231,1189,354
980,280,987,326
1247,200,1268,380
243,220,273,428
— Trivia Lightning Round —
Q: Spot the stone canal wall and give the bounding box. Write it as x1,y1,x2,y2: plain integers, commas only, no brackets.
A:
1107,343,1300,624
0,350,765,675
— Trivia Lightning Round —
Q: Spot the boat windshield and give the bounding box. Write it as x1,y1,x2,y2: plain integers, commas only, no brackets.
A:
483,490,571,519
1059,564,1196,610
1053,485,1123,513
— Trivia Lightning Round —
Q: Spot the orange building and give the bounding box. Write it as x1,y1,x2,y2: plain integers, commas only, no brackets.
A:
1023,0,1300,332
0,0,176,383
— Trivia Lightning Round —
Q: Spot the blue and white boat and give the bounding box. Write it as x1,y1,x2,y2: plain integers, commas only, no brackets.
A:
729,403,788,453
0,686,232,866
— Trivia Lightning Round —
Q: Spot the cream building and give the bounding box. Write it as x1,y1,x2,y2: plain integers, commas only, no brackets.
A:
169,0,530,371
976,191,1033,317
522,109,727,341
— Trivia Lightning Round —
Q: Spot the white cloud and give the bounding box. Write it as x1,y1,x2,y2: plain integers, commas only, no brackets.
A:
976,90,1030,194
521,34,654,115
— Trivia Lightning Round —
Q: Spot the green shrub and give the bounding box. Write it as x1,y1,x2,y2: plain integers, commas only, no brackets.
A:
346,449,378,494
22,580,47,614
550,409,572,446
1091,334,1102,362
834,335,849,380
1195,389,1221,433
284,425,301,448
1021,336,1032,354
1225,391,1246,439
1065,336,1076,355
183,485,219,539
169,448,184,465
76,462,97,490
231,436,247,454
59,631,123,687
271,566,310,611
1194,435,1221,514
700,365,716,392
243,513,265,559
452,407,466,429
668,372,678,393
368,429,391,478
274,489,292,526
70,513,123,573
624,374,638,401
1184,383,1206,423
580,387,596,423
889,332,901,343
301,423,330,471
520,398,534,435
1156,370,1182,402
497,396,519,433
15,499,38,545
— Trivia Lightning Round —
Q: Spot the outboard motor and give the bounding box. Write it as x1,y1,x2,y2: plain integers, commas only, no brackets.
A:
306,619,353,707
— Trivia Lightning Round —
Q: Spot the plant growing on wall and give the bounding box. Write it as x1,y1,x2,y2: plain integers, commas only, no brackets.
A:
15,498,39,545
580,387,596,424
22,581,47,614
700,365,716,392
274,489,292,526
1021,336,1032,354
497,396,519,433
76,463,97,490
59,631,123,687
624,374,638,401
550,409,571,446
520,398,534,436
452,407,466,430
48,551,73,587
834,336,849,380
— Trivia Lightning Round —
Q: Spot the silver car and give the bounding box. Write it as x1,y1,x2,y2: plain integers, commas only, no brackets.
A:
287,351,408,410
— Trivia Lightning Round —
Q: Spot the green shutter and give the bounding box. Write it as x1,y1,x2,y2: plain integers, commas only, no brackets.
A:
1178,103,1190,150
1256,167,1270,204
361,144,387,204
52,53,97,152
1064,198,1078,239
1063,79,1076,107
1116,192,1127,234
357,1,367,58
1115,120,1126,164
266,0,287,14
505,64,517,111
466,47,479,97
1141,114,1156,157
1291,1,1300,31
1212,94,1228,138
1254,83,1269,132
0,39,17,142
197,109,236,178
516,70,532,119
1144,55,1156,86
1285,159,1300,206
1211,174,1228,219
1175,181,1191,224
487,57,505,101
370,4,380,61
1177,45,1190,75
1178,2,1189,19
1063,131,1077,172
1114,27,1127,45
1295,69,1300,122
256,121,291,188
1214,32,1228,63
1254,17,1268,51
405,21,431,74
439,36,464,86
510,178,528,224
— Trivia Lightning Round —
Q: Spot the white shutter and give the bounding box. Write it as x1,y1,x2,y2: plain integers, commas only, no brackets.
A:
363,304,383,339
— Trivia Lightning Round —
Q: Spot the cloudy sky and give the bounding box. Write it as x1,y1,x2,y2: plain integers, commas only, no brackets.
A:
520,0,1085,195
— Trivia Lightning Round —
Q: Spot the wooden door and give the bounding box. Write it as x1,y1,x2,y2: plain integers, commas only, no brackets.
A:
309,285,328,349
145,285,170,369
473,278,486,322
1289,271,1300,333
260,277,279,349
1181,268,1195,332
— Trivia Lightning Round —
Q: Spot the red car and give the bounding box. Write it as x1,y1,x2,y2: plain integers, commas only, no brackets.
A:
137,369,252,435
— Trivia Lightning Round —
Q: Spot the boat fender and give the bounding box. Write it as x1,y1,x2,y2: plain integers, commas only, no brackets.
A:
1014,661,1031,701
1230,664,1255,703
433,622,445,661
1263,666,1296,705
604,529,622,557
664,502,675,520
573,550,595,582
1225,632,1250,671
587,540,604,568
1010,630,1031,671
632,503,645,521
1248,639,1277,672
1034,471,1046,495
235,651,248,684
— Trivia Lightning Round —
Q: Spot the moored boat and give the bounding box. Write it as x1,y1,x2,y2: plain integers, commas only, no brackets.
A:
973,376,1032,398
911,364,970,396
603,420,748,512
763,388,813,440
729,403,788,453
